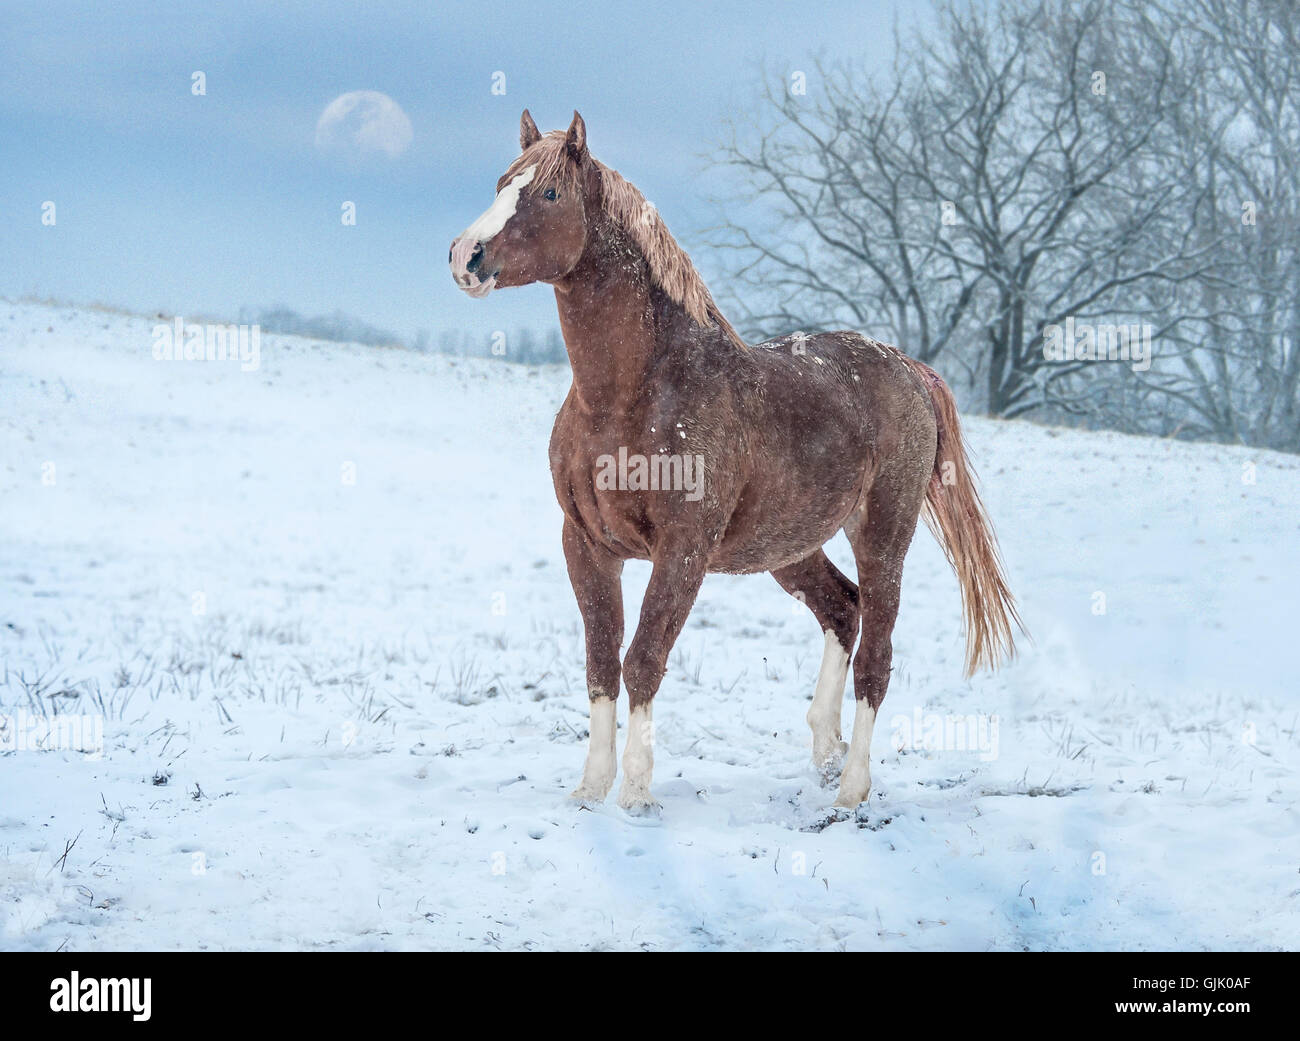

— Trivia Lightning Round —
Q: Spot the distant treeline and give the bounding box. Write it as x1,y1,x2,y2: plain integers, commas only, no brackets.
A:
240,306,568,365
427,326,567,365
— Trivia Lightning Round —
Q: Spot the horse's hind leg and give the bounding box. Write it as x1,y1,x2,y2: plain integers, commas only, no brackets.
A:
836,461,930,810
771,550,859,784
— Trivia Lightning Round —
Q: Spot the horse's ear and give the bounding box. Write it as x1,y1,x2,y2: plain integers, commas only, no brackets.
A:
564,110,588,164
519,109,541,150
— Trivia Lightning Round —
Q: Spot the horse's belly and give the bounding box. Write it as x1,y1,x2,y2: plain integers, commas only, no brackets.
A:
705,399,875,572
708,473,866,574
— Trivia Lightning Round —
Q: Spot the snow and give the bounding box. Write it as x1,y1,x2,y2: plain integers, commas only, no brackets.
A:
2,298,1297,951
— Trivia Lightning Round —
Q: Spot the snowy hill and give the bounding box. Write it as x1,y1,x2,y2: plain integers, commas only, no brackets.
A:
2,299,1297,951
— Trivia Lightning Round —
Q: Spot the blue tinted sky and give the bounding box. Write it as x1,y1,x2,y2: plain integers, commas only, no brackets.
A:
0,0,921,340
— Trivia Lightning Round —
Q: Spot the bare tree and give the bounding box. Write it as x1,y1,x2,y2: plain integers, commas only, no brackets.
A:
1126,0,1300,449
708,0,1299,450
708,45,976,367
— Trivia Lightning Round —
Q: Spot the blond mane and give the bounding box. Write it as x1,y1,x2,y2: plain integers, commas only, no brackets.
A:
503,132,744,348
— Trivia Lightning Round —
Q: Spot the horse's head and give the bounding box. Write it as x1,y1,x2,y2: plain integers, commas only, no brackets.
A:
449,110,591,298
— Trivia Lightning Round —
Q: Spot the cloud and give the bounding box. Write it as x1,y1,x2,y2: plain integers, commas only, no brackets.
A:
315,91,413,159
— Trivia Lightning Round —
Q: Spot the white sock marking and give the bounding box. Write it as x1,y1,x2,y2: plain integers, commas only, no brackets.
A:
571,697,617,801
617,702,658,812
807,630,849,773
834,702,876,808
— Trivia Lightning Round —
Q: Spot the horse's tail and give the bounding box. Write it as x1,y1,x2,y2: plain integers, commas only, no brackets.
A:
905,359,1023,677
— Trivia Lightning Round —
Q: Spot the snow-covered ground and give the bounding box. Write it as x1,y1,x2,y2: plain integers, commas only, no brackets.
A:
2,298,1297,951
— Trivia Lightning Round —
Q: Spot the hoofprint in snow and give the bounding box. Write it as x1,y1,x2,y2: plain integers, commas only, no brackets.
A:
1,299,1297,951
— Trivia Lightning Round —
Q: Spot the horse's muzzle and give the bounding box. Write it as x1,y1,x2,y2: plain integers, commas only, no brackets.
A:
449,236,497,298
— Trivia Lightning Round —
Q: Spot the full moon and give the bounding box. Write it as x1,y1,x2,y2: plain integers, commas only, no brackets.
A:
315,91,413,159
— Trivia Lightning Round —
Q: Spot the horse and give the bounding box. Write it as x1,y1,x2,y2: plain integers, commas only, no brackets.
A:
449,110,1021,817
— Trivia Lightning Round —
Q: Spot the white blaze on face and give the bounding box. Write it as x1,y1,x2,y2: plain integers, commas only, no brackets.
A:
450,164,537,295
463,165,536,244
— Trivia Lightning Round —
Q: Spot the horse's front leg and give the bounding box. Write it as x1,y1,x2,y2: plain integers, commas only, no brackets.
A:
562,518,625,803
618,544,709,816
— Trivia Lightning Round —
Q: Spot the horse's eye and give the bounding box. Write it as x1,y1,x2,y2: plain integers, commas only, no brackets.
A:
543,188,558,202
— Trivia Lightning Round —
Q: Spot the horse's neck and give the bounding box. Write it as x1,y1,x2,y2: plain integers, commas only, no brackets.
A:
553,221,664,418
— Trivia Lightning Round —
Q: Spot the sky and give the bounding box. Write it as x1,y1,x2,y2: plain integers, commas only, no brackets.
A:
0,0,922,342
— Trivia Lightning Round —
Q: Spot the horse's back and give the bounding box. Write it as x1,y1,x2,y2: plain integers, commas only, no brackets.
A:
740,329,935,455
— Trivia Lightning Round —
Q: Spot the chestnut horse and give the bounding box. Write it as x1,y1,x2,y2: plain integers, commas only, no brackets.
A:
450,110,1021,817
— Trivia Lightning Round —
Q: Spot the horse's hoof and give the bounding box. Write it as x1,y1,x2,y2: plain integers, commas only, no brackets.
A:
813,740,849,788
832,799,866,813
569,781,613,805
832,788,872,812
799,806,852,832
616,788,663,818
